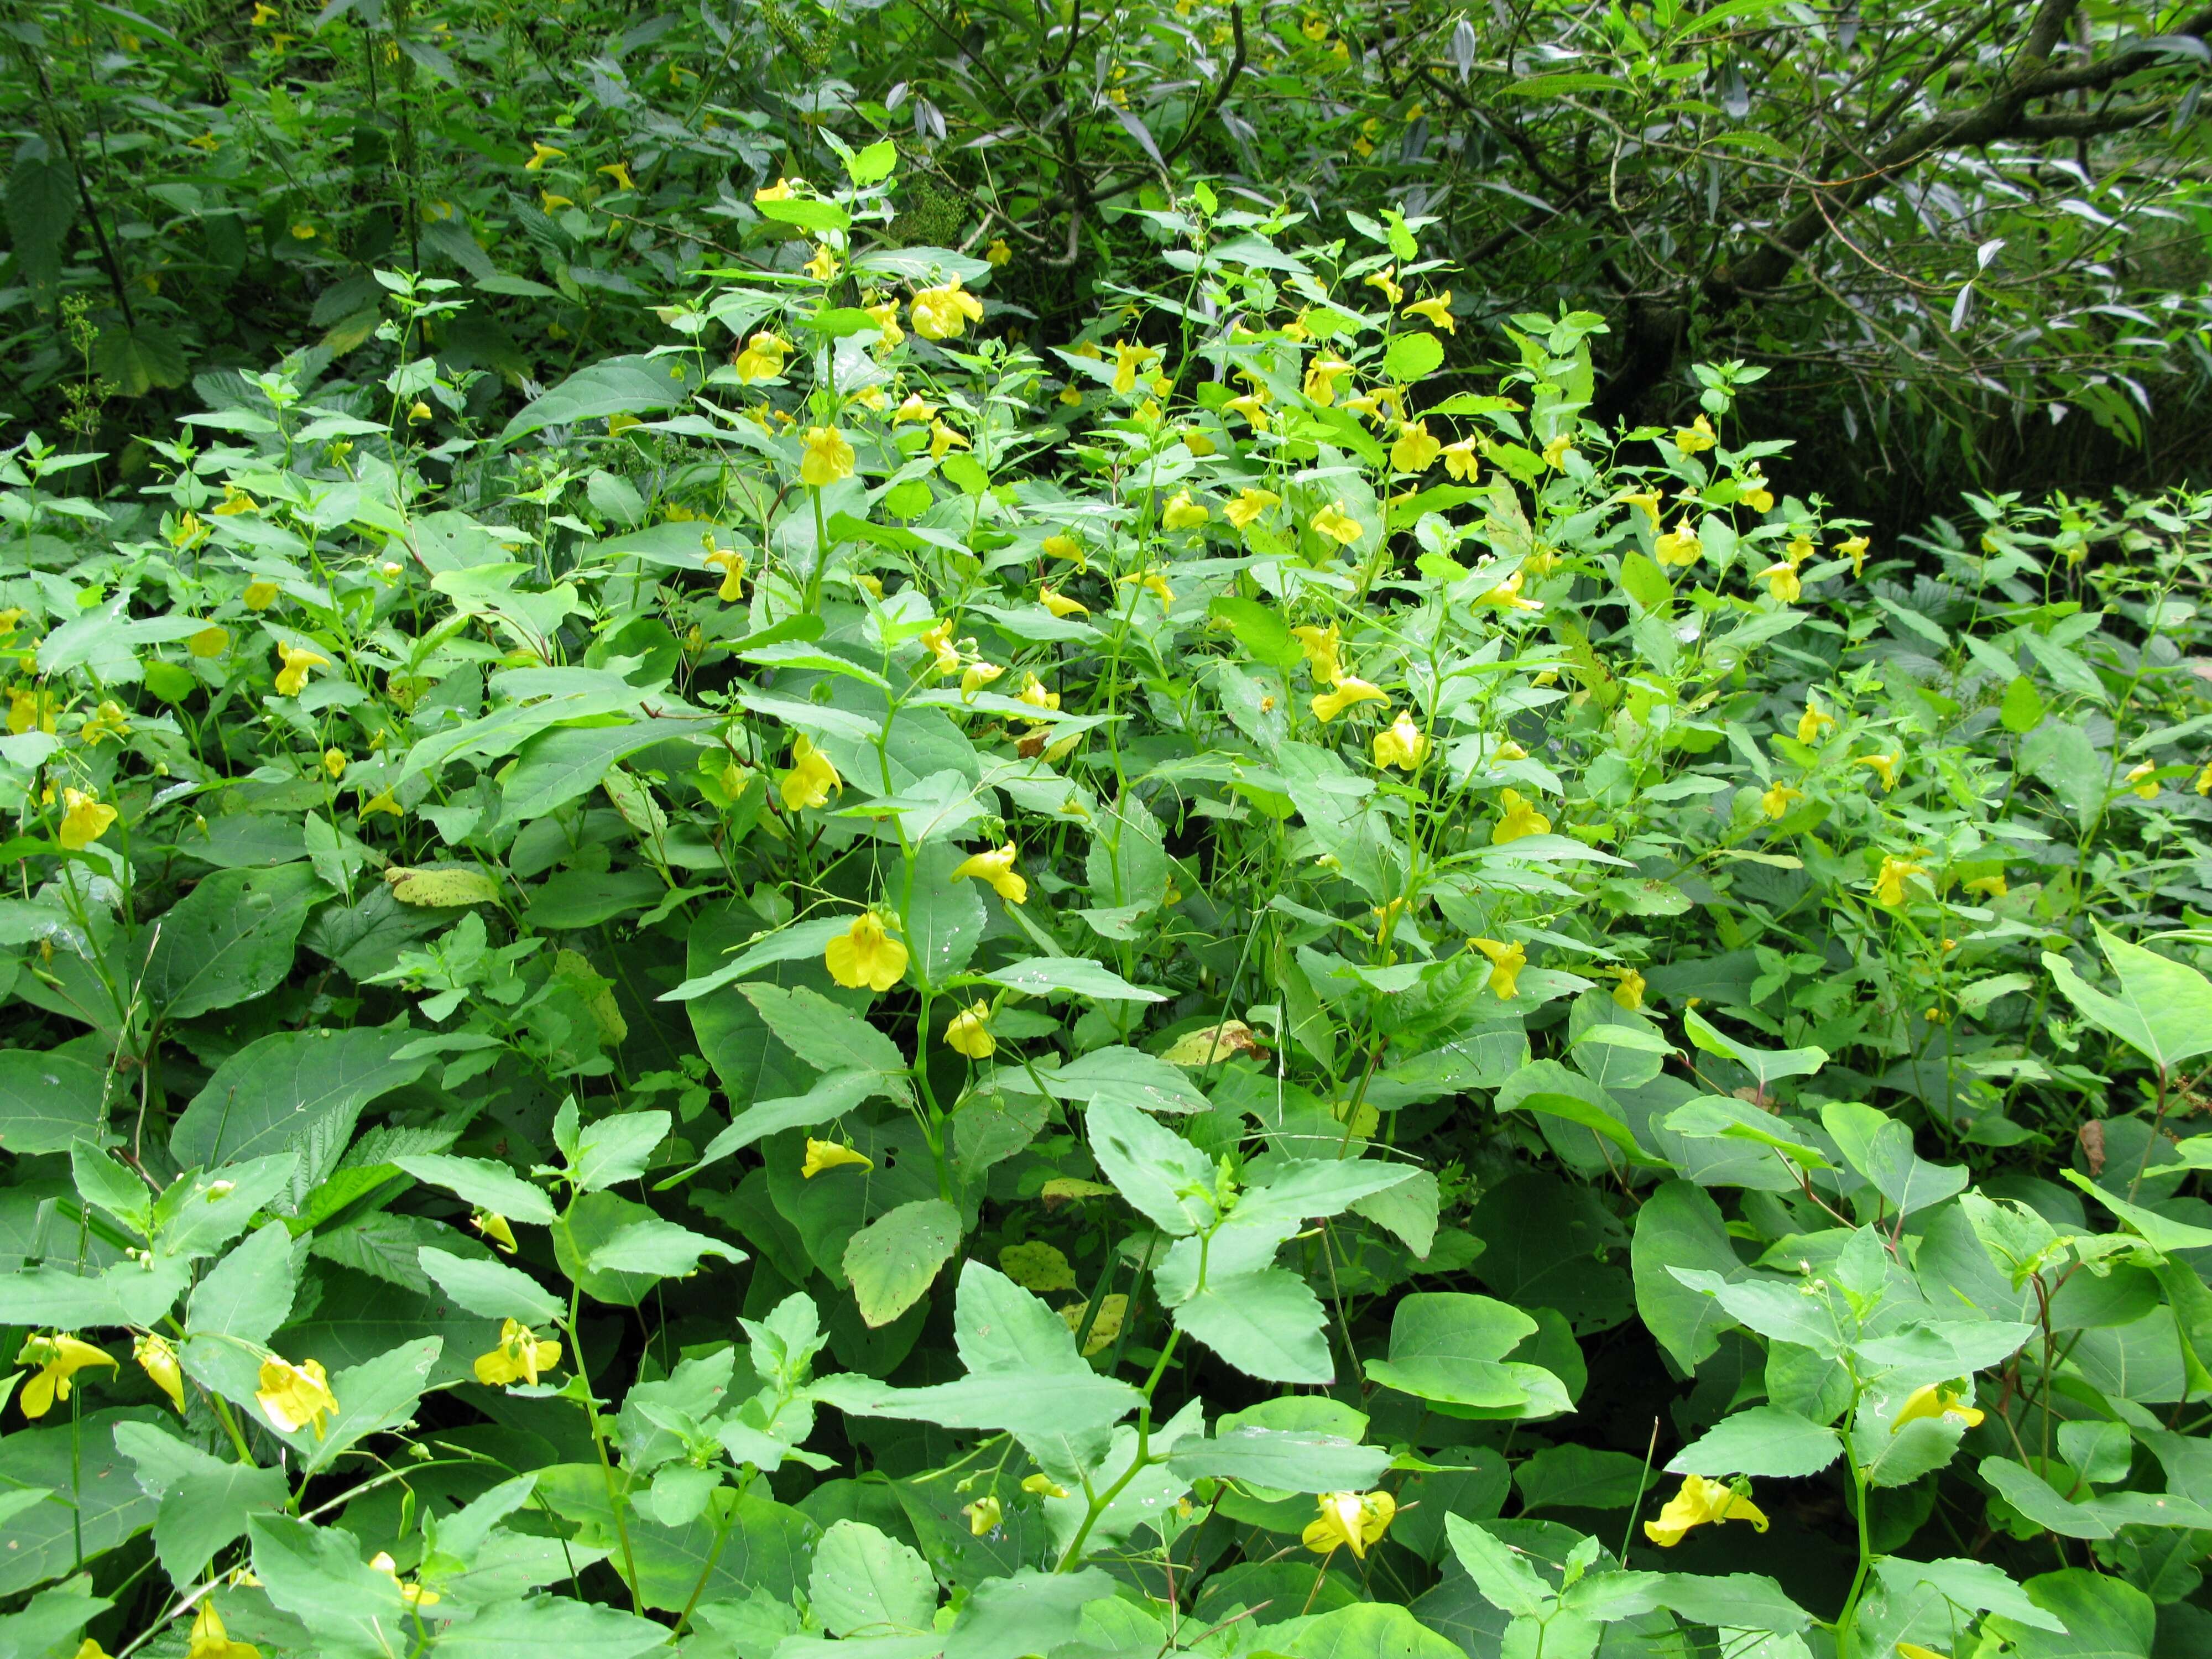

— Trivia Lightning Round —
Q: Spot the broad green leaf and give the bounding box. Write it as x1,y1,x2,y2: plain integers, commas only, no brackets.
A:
2043,926,2212,1073
1872,1556,2064,1632
1167,1426,1392,1492
1631,1180,1746,1370
808,1519,937,1636
0,1412,161,1597
843,1198,959,1327
171,1026,429,1172
1681,1007,1827,1087
1668,1406,1841,1478
0,1048,108,1154
562,1105,672,1192
1365,1292,1538,1406
419,1246,565,1324
1442,1514,1551,1618
740,983,907,1076
1984,1569,2154,1659
391,1152,557,1225
501,354,701,442
1511,1444,1651,1514
983,956,1165,1003
247,1514,404,1653
1041,1045,1209,1113
1821,1101,1968,1214
940,1567,1117,1659
1650,1574,1811,1634
1086,1098,1218,1235
586,1217,744,1278
144,864,321,1020
2063,1169,2212,1251
1173,1267,1333,1384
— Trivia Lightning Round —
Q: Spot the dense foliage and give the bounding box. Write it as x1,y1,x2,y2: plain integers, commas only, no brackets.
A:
8,4,2212,1659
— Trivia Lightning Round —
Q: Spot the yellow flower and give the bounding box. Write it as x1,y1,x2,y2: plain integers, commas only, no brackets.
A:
596,161,635,190
1292,624,1343,685
826,912,909,992
1612,968,1646,1011
274,643,327,697
540,191,572,212
473,1211,518,1254
964,1495,1002,1535
1303,354,1353,406
1224,487,1279,529
1491,789,1551,844
894,392,939,425
192,619,233,651
135,1333,185,1412
984,237,1012,267
1312,676,1386,722
919,622,962,675
960,660,1005,698
849,386,888,413
255,1355,338,1439
1622,490,1661,529
1302,1489,1396,1559
1391,420,1442,474
1441,437,1480,481
1741,483,1774,515
1655,522,1703,568
359,787,403,820
15,1335,116,1417
1312,500,1364,547
1892,1381,1984,1433
1022,1473,1069,1499
1874,855,1926,907
1134,397,1164,424
1403,293,1454,332
369,1550,440,1606
928,418,968,461
803,243,838,282
704,547,747,601
780,735,843,810
801,426,856,487
1797,699,1836,745
322,748,347,779
732,331,789,383
525,140,564,170
1895,1646,1948,1659
1760,782,1803,821
1472,938,1526,999
1373,709,1429,771
1110,340,1158,394
911,276,984,341
1644,1474,1768,1547
755,176,796,202
1363,267,1403,306
1541,434,1577,471
952,843,1027,904
1224,392,1270,431
1964,874,2007,899
1301,15,1328,40
1039,584,1088,618
1837,534,1870,576
289,222,316,241
1017,674,1060,717
1475,570,1542,613
473,1319,562,1387
1180,426,1215,457
946,1002,997,1059
80,700,131,745
404,398,432,425
1163,491,1209,531
1856,753,1901,791
2126,761,2159,800
866,301,904,345
251,1,278,21
186,1603,260,1659
213,484,258,518
1672,414,1717,454
802,1139,873,1178
1059,385,1085,408
59,789,118,851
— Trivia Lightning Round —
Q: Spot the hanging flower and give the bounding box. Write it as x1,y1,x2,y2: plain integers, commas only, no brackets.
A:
985,238,1012,267
960,660,1004,698
369,1550,440,1606
1110,341,1157,394
826,912,909,992
1475,571,1542,613
359,787,403,820
1760,782,1803,821
1311,501,1364,546
945,1002,997,1058
1301,1489,1396,1559
1796,699,1836,745
190,624,231,658
1837,534,1871,576
15,1334,116,1417
1621,490,1662,529
865,301,904,346
802,243,838,281
1471,938,1526,999
79,700,131,745
919,622,962,675
134,1333,185,1412
1672,414,1717,454
1874,854,1926,906
911,276,984,341
186,1603,260,1659
1042,531,1084,565
800,426,855,487
1402,292,1454,332
1611,968,1646,1011
255,1355,338,1438
525,140,565,170
963,1495,1003,1535
1291,624,1343,685
56,788,118,852
1892,1381,1984,1432
1757,559,1801,603
780,735,843,810
1017,674,1060,718
1039,585,1088,618
1373,709,1429,771
952,843,1027,904
1963,874,2007,899
1491,789,1551,844
1390,420,1442,474
732,332,790,383
928,419,969,461
755,177,797,202
472,1211,518,1254
1655,522,1703,568
1855,753,1901,791
1312,677,1386,723
1224,392,1270,432
802,1139,873,1178
1441,437,1480,481
275,643,328,697
704,547,747,602
1644,1474,1768,1546
1302,355,1353,406
472,1319,561,1388
1363,267,1403,306
1225,488,1280,529
1162,491,1210,531
215,484,259,518
2126,761,2159,800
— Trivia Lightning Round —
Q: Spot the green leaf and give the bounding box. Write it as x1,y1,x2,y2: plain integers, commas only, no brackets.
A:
1382,331,1446,383
248,1513,406,1653
0,1576,109,1656
561,1105,673,1192
1820,1101,1968,1214
422,1593,675,1657
586,1218,744,1279
740,983,907,1076
671,1070,891,1185
1086,1098,1218,1235
501,354,701,441
6,150,75,302
2001,674,2047,733
1042,1045,1209,1114
757,195,852,232
940,1566,1116,1659
1173,1267,1334,1384
1365,1292,1539,1407
843,1198,960,1327
0,1047,108,1155
1668,1406,1841,1478
808,1519,937,1636
1167,1426,1391,1492
390,1152,557,1225
0,1412,161,1597
1511,1443,1652,1514
150,1460,286,1589
1681,1007,1827,1088
1650,1573,1811,1634
144,864,321,1020
983,956,1165,1003
182,1224,300,1403
1441,1514,1552,1617
284,1338,444,1474
503,721,704,821
418,1245,564,1324
171,1026,430,1171
2043,926,2212,1073
1872,1557,2063,1631
1983,1568,2154,1658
